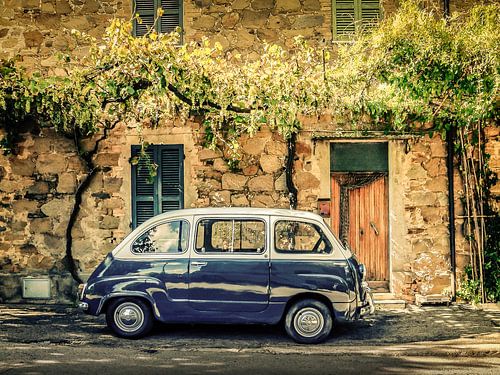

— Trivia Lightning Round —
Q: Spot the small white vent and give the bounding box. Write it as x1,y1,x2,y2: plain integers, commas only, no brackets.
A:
22,277,51,299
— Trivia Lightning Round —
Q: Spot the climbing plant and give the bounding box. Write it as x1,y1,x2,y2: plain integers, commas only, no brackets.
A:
0,1,498,301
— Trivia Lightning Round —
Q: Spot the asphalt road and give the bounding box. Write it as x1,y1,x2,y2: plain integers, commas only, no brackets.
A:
0,304,499,374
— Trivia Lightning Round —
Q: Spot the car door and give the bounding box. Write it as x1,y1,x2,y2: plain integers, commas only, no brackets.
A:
188,215,270,312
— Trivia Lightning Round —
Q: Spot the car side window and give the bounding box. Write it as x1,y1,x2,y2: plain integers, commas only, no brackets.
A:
275,220,332,254
195,219,265,254
132,220,189,254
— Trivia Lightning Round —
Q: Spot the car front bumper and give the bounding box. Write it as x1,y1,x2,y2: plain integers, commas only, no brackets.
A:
359,282,375,317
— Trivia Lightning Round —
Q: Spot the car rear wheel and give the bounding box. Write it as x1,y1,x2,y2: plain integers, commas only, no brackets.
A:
285,299,333,344
106,298,153,339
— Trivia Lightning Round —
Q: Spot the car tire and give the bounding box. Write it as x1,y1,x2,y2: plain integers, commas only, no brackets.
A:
106,298,154,339
285,299,333,344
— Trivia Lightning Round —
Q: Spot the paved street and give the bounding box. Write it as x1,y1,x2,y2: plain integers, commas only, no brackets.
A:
0,304,499,374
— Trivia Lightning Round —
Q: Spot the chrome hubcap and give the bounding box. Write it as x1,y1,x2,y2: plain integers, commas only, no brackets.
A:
294,307,324,338
114,302,144,333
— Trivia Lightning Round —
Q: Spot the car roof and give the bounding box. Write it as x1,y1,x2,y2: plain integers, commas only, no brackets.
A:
146,207,323,222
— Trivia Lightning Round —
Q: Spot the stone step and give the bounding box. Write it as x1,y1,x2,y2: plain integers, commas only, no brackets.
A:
373,293,406,310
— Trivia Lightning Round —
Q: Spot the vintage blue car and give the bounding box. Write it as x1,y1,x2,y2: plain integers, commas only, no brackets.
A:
78,208,374,344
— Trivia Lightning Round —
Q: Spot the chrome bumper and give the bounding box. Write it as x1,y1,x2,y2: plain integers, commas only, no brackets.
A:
78,302,89,311
360,283,375,317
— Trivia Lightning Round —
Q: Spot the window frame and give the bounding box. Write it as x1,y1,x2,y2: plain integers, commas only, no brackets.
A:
130,219,191,256
132,0,184,39
194,217,267,256
131,144,184,229
273,219,333,256
332,0,381,41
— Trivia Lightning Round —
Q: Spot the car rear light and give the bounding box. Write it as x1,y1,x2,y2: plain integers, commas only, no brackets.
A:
358,264,366,281
77,283,87,300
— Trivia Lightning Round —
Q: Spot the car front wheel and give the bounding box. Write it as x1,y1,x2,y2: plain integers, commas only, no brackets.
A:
285,299,333,344
106,298,153,339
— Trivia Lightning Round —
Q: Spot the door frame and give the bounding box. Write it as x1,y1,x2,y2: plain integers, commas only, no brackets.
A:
328,140,392,292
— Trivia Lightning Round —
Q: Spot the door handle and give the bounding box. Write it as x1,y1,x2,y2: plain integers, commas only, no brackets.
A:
191,261,207,267
370,221,379,236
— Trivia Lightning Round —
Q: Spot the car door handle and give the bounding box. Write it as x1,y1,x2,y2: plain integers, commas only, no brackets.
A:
191,261,207,267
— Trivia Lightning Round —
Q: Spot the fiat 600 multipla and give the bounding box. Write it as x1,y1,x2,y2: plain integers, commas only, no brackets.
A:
78,208,374,344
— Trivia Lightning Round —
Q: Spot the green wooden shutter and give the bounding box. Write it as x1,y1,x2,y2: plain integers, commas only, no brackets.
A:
134,0,156,37
159,145,184,213
333,0,380,39
360,0,380,32
133,0,182,37
159,0,183,34
333,0,356,38
132,146,156,227
132,144,184,228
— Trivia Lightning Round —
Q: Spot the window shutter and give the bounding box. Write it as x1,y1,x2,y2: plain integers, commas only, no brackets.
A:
334,0,356,37
159,145,184,213
159,0,182,34
131,144,184,228
132,146,156,227
134,0,156,37
360,0,380,31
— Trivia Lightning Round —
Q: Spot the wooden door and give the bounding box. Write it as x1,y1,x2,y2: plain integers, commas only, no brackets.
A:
331,176,388,282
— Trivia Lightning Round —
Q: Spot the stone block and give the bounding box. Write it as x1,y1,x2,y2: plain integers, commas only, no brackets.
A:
103,176,122,193
425,176,448,192
29,218,52,234
241,10,269,28
99,215,120,230
36,153,68,174
41,198,73,218
198,148,221,161
259,154,283,174
27,181,50,196
248,175,273,191
275,0,301,13
242,137,267,155
407,164,427,180
294,171,319,190
265,140,287,156
407,191,437,207
242,165,259,176
250,194,274,207
0,179,28,193
274,173,287,191
23,30,44,47
10,157,35,176
93,153,120,167
221,173,248,190
295,141,311,157
56,0,72,14
430,139,446,158
252,0,274,10
213,158,230,172
209,190,231,206
12,200,39,214
302,0,321,11
57,172,77,193
222,12,240,28
193,15,216,30
231,194,249,206
232,0,250,10
291,15,324,29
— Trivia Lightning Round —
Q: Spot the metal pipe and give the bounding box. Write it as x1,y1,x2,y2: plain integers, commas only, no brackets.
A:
447,128,457,301
444,0,450,18
286,133,298,209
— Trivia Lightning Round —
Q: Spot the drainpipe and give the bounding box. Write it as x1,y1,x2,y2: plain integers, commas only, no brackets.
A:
447,128,457,301
443,0,450,19
286,133,298,209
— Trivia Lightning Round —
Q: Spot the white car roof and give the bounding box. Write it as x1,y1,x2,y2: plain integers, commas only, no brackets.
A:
145,207,323,221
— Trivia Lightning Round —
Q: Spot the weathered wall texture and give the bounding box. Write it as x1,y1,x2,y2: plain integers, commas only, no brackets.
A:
0,1,498,303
